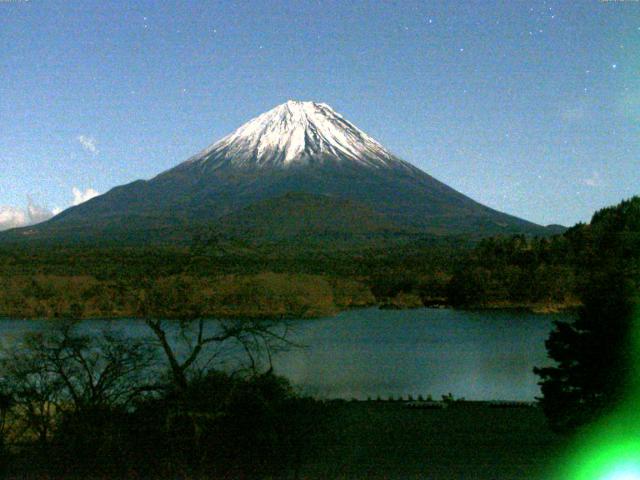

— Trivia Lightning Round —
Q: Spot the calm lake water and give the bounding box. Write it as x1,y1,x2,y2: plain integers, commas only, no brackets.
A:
0,308,568,401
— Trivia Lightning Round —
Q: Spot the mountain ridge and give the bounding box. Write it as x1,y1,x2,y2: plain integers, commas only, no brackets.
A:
1,100,560,245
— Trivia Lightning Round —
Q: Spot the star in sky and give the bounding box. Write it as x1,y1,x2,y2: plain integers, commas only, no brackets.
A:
2,0,638,227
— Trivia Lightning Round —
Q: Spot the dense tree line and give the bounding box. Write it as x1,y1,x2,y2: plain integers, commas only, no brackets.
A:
0,231,583,319
8,200,640,320
0,237,463,280
0,237,465,318
446,235,579,309
535,196,640,431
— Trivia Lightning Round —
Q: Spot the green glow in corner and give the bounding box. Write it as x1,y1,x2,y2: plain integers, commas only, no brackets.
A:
602,462,640,480
558,430,640,480
553,309,640,480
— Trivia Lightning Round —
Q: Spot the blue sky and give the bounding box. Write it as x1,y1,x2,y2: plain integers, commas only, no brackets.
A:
1,0,639,228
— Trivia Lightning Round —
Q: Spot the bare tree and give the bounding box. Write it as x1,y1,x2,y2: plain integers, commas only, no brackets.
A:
44,325,156,411
0,322,156,443
145,317,293,393
139,277,295,392
0,336,65,445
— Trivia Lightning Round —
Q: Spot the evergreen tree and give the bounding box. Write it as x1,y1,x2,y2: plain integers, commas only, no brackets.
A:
534,197,640,431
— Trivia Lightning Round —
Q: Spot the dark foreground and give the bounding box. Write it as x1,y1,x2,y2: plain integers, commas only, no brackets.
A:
6,401,565,480
295,401,565,480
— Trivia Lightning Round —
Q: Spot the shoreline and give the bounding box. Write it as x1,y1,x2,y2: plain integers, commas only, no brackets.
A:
0,300,580,322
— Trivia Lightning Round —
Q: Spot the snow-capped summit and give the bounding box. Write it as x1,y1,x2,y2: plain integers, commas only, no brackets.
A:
187,100,405,170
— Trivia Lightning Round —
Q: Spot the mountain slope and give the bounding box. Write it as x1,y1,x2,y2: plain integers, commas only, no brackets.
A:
2,101,554,244
219,192,403,242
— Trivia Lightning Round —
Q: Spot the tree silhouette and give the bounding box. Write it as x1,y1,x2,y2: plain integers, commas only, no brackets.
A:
534,197,640,431
138,276,293,393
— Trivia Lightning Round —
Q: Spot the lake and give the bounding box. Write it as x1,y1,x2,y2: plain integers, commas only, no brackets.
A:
0,308,567,401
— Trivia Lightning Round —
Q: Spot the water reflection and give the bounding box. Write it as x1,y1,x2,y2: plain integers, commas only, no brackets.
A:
274,308,563,401
0,308,567,401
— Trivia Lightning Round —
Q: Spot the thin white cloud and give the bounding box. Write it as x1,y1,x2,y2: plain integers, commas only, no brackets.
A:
77,135,99,155
582,171,603,188
0,206,28,231
0,199,55,231
27,197,55,224
72,187,99,206
0,187,100,231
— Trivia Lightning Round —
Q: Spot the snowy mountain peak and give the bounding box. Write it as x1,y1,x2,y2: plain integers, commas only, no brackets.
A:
188,101,404,169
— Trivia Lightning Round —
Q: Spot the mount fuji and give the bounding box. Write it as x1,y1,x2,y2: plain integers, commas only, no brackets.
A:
4,101,557,244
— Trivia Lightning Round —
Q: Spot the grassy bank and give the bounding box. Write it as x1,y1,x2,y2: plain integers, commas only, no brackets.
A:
3,400,568,479
0,271,578,320
297,400,566,480
0,272,376,319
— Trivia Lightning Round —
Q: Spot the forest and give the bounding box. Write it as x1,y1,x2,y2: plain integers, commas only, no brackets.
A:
0,223,588,320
